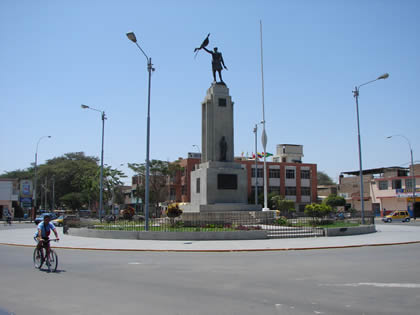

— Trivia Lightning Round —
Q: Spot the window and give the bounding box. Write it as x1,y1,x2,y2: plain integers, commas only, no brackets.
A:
301,170,310,179
285,186,296,195
378,181,388,190
196,178,200,193
286,169,295,179
268,186,280,194
392,179,402,189
218,98,227,107
251,168,263,178
301,187,311,196
181,185,186,195
251,186,264,196
405,179,414,191
269,169,280,178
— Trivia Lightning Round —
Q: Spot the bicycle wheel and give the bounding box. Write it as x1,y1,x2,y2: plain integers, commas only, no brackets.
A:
33,248,44,269
48,249,58,272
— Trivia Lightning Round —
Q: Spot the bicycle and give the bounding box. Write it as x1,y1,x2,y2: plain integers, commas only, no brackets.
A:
33,239,59,272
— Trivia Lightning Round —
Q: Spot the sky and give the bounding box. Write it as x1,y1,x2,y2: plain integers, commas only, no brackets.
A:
1,0,419,185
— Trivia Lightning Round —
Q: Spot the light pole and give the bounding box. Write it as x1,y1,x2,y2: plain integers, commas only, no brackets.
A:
127,31,154,231
259,20,269,211
387,135,416,216
192,144,201,154
81,104,106,222
34,135,51,215
353,73,389,223
253,124,259,205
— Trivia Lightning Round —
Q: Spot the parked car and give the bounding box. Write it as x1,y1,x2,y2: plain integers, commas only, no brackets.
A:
382,210,410,223
52,215,64,227
34,213,58,225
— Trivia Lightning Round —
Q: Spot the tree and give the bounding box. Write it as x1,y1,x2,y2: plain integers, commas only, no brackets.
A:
323,194,346,211
317,171,335,185
128,160,180,216
304,203,333,220
271,195,295,215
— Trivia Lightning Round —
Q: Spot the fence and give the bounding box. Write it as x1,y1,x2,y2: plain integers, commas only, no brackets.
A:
64,212,375,239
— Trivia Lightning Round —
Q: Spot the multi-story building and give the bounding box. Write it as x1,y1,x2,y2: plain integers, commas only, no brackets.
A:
338,165,420,217
0,178,19,219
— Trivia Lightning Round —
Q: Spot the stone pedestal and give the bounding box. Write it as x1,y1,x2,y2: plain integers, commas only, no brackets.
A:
182,83,262,213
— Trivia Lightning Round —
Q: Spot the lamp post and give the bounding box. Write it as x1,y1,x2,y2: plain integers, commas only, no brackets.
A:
387,135,415,216
253,124,259,205
81,104,106,222
353,73,389,223
259,20,269,211
127,31,154,231
192,144,201,154
34,135,51,216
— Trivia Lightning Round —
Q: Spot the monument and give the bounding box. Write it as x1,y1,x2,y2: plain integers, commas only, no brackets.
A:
183,37,261,213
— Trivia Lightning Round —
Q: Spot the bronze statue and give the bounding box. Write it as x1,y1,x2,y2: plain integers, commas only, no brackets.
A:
195,34,228,83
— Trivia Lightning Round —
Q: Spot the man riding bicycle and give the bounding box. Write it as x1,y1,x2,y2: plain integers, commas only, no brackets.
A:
34,214,59,251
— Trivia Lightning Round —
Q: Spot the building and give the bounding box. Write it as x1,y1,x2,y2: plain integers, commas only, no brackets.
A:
0,178,19,219
338,165,420,217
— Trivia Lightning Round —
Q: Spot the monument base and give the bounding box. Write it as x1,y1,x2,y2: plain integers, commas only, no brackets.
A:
184,161,262,213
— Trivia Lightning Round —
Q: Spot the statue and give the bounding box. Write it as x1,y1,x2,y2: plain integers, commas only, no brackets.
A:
219,136,227,161
194,34,228,83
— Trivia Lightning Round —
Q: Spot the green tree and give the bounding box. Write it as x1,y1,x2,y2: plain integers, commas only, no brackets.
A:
304,203,333,220
271,195,295,215
323,194,346,211
317,171,335,185
128,160,180,216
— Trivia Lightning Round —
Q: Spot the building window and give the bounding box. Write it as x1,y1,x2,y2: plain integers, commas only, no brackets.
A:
301,187,311,196
218,98,227,107
269,169,280,178
285,186,296,195
378,181,388,190
251,168,264,178
301,170,310,179
392,179,402,190
268,186,280,194
286,169,295,179
251,186,264,196
405,179,414,191
196,178,200,193
181,185,186,195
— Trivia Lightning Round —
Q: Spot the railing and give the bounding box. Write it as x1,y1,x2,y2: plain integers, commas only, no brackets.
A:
63,212,375,239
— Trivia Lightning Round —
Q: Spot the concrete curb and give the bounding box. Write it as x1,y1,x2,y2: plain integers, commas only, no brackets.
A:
2,240,420,252
67,228,268,240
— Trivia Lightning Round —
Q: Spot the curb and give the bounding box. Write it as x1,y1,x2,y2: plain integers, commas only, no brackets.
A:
1,240,420,252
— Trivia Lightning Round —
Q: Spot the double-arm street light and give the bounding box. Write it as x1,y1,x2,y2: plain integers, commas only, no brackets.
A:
126,31,154,231
34,136,51,214
387,134,416,214
353,73,389,223
81,104,106,222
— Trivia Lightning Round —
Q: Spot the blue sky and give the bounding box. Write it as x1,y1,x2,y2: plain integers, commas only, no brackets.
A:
1,0,419,184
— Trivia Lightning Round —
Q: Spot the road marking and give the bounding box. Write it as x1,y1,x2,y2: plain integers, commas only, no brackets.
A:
322,282,420,288
128,262,142,265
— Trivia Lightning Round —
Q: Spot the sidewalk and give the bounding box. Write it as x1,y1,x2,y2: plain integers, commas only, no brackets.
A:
1,224,420,252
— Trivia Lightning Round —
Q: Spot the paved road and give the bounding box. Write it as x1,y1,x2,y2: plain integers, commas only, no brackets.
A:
1,244,420,315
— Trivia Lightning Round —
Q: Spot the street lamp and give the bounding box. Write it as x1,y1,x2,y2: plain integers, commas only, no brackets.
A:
127,31,154,231
387,135,416,215
81,104,106,222
353,73,389,223
253,124,259,205
192,144,200,154
34,136,51,215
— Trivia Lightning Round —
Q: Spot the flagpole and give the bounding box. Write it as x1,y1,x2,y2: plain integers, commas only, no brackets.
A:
260,20,269,211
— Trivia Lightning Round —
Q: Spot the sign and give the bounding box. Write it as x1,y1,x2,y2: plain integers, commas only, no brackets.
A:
20,180,33,197
20,197,32,208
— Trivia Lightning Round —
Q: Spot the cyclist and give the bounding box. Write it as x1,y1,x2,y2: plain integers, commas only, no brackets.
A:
34,214,59,252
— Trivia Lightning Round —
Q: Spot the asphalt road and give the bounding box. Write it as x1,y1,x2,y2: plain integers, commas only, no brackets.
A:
1,243,419,315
